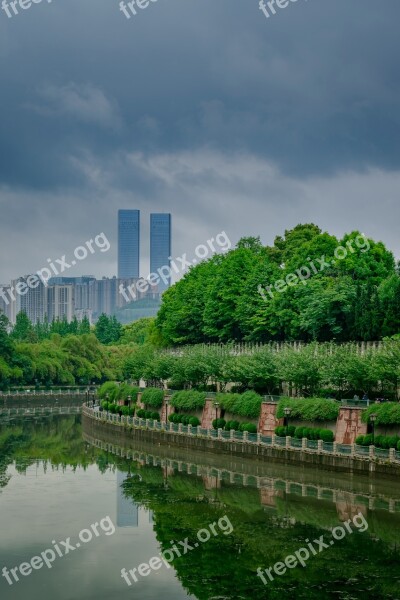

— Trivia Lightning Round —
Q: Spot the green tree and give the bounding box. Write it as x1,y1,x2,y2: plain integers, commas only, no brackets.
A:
95,314,122,345
11,312,36,342
78,315,91,335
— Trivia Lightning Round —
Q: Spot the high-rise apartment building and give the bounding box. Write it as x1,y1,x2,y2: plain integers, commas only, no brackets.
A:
47,285,74,322
0,284,12,322
15,276,47,324
150,213,171,291
94,277,119,316
118,210,140,279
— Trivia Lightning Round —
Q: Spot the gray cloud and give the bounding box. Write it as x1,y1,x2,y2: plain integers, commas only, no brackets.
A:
0,0,399,282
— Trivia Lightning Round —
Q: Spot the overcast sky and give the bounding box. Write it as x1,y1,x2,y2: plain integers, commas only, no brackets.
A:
0,0,399,282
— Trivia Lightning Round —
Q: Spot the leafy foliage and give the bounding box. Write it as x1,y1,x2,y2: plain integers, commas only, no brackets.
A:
169,390,207,410
276,397,339,421
363,403,400,425
217,390,262,418
156,225,399,344
141,388,164,408
94,314,122,345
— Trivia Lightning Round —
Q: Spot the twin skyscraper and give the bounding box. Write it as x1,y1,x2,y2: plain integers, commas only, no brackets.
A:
118,210,172,291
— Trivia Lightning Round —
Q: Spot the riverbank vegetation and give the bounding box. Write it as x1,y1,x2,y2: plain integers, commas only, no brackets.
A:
1,225,400,404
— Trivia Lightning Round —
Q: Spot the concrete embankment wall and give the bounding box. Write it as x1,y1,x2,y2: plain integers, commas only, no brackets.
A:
82,413,400,479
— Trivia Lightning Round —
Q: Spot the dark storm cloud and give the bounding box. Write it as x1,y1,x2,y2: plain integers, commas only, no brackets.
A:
0,0,399,281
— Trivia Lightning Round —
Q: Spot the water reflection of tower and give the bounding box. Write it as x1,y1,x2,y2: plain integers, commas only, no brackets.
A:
117,470,153,527
117,470,139,527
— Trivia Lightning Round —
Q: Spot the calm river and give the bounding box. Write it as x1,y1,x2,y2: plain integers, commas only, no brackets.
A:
0,414,399,599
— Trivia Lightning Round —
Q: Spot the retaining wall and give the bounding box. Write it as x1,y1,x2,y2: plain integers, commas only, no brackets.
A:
83,410,400,478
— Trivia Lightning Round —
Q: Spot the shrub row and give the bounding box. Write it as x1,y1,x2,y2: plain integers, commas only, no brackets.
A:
136,409,160,421
276,397,339,422
275,425,296,437
225,420,241,431
119,406,135,416
141,388,164,408
275,426,334,442
212,418,257,433
356,434,400,449
216,391,263,418
168,413,201,426
170,390,207,411
101,401,135,416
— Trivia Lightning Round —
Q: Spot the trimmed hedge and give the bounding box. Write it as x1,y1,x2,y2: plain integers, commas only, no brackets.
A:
275,425,296,437
141,388,164,408
168,413,200,426
170,391,207,411
239,423,258,433
120,405,135,416
356,434,400,449
136,409,160,421
213,419,256,433
294,426,322,441
363,403,400,426
225,420,240,431
101,402,134,416
276,397,339,422
276,426,334,442
216,391,263,419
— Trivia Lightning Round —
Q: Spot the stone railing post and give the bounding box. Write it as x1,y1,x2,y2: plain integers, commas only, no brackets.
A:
153,420,158,429
197,426,201,436
178,423,183,433
243,431,249,443
145,418,150,428
286,436,291,449
188,424,192,436
218,428,223,440
332,442,337,453
369,445,375,459
257,433,261,444
317,440,323,453
389,448,396,462
302,437,307,450
169,422,174,432
271,434,276,447
207,428,212,438
230,429,235,441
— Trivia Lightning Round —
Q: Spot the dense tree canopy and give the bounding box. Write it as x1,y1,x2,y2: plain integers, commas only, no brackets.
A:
0,310,128,389
156,224,399,345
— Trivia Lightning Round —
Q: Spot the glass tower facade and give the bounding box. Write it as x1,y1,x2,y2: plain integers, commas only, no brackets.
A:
118,210,140,279
150,213,171,291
